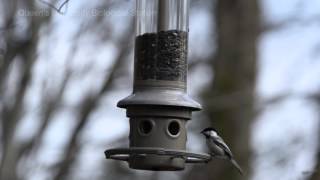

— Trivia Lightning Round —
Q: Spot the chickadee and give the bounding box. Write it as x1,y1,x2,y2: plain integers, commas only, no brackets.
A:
201,127,243,175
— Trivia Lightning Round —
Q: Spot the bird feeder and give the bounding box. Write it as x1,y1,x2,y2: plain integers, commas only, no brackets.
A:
105,0,210,171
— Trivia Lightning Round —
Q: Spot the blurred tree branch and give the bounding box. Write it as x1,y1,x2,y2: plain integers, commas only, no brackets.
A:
0,0,135,179
52,19,134,180
0,0,52,179
18,70,72,159
38,0,70,14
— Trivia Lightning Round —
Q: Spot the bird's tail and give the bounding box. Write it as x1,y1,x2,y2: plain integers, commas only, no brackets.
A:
230,159,244,175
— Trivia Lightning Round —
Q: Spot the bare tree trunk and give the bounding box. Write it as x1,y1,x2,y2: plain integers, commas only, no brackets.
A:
186,0,260,180
309,96,320,180
309,154,319,180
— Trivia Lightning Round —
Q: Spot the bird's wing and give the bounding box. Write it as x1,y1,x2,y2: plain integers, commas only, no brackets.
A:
213,136,233,158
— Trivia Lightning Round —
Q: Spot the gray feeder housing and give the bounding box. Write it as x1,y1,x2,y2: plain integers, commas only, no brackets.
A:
104,0,211,171
117,81,201,170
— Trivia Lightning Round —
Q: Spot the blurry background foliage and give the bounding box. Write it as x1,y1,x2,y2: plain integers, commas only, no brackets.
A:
0,0,320,180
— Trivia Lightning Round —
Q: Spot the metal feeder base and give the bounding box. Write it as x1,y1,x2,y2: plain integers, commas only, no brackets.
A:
105,147,211,171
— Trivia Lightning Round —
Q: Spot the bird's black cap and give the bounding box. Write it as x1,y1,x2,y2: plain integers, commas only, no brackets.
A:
200,127,217,134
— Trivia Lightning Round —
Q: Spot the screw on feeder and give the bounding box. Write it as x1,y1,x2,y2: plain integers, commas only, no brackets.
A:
104,0,211,171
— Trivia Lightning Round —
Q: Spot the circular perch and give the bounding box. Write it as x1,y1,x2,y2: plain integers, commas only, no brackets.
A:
105,147,211,164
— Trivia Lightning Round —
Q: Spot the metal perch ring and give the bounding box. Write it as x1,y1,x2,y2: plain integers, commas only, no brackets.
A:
105,147,211,163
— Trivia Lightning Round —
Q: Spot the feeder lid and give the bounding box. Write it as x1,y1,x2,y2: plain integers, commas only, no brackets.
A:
117,88,202,111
